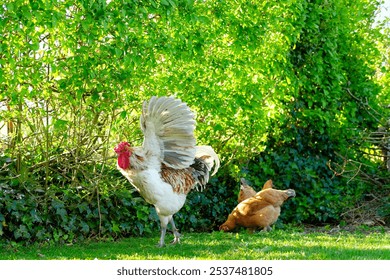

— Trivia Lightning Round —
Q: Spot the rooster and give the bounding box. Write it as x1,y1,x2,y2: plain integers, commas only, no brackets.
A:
114,96,220,247
220,180,295,232
238,178,257,203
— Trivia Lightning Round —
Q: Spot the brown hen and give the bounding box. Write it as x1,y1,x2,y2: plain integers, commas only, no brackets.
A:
220,180,295,232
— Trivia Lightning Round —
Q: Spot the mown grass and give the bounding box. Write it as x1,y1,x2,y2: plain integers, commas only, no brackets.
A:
1,228,389,260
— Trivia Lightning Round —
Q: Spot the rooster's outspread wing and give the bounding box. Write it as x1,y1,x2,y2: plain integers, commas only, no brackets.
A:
140,96,197,169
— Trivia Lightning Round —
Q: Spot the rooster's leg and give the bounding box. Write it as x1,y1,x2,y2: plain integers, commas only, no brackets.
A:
170,218,181,244
158,216,169,247
158,227,167,247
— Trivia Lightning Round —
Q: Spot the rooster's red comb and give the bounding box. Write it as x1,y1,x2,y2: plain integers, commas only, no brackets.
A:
114,142,131,153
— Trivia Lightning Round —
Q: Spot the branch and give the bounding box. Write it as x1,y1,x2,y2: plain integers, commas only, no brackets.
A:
345,88,382,123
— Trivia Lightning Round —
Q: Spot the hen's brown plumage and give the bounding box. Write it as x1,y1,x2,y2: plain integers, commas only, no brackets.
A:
238,178,257,203
220,180,295,232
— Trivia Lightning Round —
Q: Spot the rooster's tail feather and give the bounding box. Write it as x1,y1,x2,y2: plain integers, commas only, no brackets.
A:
195,145,220,176
191,146,220,192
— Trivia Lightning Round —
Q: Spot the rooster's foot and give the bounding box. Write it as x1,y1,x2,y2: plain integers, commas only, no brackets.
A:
171,231,181,244
171,237,180,245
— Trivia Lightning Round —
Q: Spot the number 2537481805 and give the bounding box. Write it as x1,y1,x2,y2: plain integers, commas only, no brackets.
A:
209,266,272,276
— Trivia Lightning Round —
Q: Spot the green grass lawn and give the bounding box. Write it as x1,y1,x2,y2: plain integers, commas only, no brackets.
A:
1,228,389,260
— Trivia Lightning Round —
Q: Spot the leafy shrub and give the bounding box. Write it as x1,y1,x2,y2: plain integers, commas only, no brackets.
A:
238,0,386,225
0,156,159,243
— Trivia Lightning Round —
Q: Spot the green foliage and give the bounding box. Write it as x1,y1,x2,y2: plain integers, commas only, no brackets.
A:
241,0,388,223
0,160,159,243
0,0,389,243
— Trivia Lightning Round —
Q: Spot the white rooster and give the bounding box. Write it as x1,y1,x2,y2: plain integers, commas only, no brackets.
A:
114,96,220,247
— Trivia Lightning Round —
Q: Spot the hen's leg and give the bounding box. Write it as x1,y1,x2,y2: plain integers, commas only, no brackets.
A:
170,218,181,244
263,225,272,232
